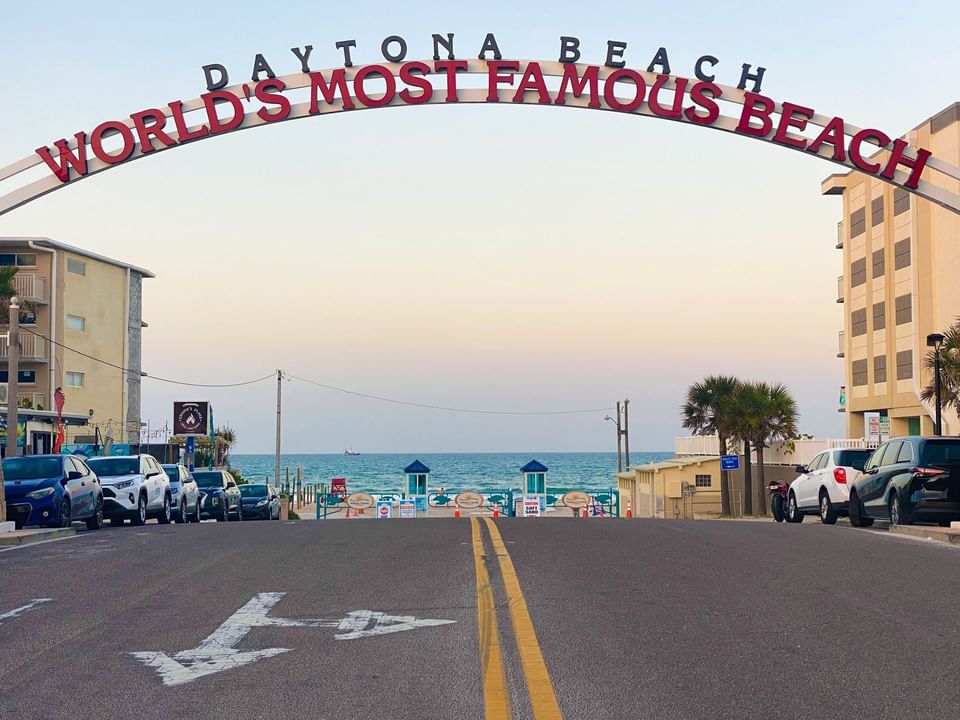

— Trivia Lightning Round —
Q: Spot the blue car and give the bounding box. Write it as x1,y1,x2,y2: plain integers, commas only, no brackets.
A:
3,455,104,530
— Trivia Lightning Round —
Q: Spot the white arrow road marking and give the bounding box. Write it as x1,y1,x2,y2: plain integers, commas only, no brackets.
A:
0,598,52,625
131,592,456,686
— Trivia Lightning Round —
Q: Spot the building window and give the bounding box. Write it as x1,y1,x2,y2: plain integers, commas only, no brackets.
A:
874,355,887,384
852,359,868,386
66,314,86,331
894,238,911,269
0,254,37,267
66,371,85,388
896,350,913,380
851,258,867,287
872,302,886,331
872,249,885,278
894,187,910,215
871,196,884,226
895,294,912,325
850,208,866,237
18,311,36,325
694,474,712,488
67,258,86,275
851,308,867,337
0,370,37,384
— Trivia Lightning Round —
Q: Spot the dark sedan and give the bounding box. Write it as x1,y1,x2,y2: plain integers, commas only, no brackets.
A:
239,484,280,520
850,436,960,527
192,469,242,522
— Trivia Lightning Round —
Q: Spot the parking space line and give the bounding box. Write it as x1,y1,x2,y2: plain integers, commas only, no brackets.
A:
471,518,512,719
483,518,563,720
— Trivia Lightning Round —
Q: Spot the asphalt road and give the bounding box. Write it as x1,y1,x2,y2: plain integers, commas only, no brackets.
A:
1,517,959,719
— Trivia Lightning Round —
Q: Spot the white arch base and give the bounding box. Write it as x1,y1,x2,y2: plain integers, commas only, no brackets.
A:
1,59,958,216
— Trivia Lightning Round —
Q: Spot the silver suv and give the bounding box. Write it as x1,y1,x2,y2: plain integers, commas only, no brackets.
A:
87,454,172,526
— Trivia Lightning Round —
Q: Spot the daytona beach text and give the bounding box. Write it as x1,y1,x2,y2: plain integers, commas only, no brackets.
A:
35,36,931,191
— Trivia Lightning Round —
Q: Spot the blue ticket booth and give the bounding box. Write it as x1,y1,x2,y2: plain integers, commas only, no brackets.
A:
404,459,431,513
520,459,548,514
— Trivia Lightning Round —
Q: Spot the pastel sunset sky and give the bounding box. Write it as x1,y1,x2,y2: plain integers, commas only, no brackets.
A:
1,0,958,452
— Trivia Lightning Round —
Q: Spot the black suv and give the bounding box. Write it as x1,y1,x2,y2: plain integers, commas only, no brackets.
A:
193,469,243,522
849,436,960,527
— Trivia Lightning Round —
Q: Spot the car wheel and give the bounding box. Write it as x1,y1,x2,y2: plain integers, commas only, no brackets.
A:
848,491,874,527
157,494,172,525
889,493,906,526
819,491,838,525
193,498,202,523
176,499,186,524
216,504,227,522
132,494,148,526
772,495,786,523
54,497,71,528
85,496,104,531
787,493,804,523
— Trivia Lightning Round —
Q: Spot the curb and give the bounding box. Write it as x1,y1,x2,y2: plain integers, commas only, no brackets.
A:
888,525,960,545
0,527,76,548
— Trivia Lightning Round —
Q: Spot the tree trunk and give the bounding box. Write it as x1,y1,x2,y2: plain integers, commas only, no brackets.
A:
756,445,767,515
742,439,753,516
719,432,731,516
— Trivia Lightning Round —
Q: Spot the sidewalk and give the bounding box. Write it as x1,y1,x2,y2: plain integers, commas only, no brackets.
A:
0,527,76,548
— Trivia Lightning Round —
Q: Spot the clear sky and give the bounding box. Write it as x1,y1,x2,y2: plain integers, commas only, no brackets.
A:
1,1,958,453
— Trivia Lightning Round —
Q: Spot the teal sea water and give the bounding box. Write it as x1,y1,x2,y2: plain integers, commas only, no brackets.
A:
231,452,672,494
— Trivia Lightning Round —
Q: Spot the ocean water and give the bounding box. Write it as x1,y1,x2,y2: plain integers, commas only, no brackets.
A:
230,452,672,494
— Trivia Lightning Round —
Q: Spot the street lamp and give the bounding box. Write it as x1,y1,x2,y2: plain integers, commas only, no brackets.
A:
927,333,945,435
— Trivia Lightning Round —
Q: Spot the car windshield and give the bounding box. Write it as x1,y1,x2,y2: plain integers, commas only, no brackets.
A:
193,472,223,488
2,457,61,480
921,440,960,464
240,485,268,497
836,450,871,471
87,457,138,476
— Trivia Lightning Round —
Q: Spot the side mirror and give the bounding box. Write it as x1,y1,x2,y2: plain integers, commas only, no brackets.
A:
66,470,83,481
794,465,806,473
867,467,879,475
227,480,237,488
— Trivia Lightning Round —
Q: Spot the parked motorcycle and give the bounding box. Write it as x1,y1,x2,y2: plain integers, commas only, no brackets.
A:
768,480,790,522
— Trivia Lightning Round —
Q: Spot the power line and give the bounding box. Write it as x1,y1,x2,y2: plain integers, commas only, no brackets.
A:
287,374,612,416
18,327,274,388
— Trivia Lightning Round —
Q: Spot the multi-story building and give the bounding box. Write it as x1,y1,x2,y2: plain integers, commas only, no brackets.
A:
0,237,153,448
823,103,960,439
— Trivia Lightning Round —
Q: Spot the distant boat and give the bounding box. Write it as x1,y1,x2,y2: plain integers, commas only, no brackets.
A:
344,448,360,456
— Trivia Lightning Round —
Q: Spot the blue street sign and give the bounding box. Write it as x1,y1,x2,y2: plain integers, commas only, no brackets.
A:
721,455,740,471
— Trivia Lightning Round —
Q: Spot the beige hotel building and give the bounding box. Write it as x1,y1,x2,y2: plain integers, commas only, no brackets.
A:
0,237,153,450
823,103,960,439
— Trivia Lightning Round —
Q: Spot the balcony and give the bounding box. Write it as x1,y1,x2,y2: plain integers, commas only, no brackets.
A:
0,334,47,361
0,385,46,410
836,221,844,249
837,275,844,303
837,331,845,358
11,273,48,304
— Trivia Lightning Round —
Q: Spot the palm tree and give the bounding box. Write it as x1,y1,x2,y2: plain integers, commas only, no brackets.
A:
727,382,799,515
681,375,739,515
0,266,17,322
215,425,237,466
921,318,960,420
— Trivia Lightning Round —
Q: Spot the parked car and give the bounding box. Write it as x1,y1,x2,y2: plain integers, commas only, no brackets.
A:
161,464,201,523
239,483,281,520
193,469,242,521
87,454,172,526
2,455,104,530
787,447,873,524
849,436,960,527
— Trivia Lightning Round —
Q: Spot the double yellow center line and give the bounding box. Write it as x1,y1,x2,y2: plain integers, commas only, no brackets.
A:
471,517,564,719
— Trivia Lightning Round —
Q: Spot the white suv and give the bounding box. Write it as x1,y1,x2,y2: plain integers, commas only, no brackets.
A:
87,454,172,526
787,447,873,524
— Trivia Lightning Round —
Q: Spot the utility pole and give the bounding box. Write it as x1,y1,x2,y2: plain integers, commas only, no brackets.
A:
6,296,20,460
623,398,630,471
606,403,623,472
274,369,283,488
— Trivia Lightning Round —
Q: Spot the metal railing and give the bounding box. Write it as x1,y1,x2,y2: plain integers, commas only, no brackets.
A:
0,334,46,360
11,273,47,303
838,330,845,357
837,275,844,303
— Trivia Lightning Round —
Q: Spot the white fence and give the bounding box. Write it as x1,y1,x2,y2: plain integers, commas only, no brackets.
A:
675,436,879,467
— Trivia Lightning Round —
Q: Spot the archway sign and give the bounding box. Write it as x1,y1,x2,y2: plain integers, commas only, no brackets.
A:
2,33,959,215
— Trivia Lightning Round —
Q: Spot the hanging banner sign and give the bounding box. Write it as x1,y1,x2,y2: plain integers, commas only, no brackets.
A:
561,491,590,509
173,401,209,436
345,492,375,510
455,491,484,509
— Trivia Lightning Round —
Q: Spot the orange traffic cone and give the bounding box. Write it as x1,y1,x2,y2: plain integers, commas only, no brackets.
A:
493,508,499,518
454,509,460,519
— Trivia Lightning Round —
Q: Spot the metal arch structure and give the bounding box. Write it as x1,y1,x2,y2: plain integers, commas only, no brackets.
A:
1,59,959,216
